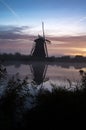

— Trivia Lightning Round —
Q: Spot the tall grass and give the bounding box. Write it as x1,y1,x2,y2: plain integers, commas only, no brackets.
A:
0,64,7,79
0,64,86,128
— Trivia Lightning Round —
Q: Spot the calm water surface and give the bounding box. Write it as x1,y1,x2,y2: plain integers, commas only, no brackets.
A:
3,61,86,88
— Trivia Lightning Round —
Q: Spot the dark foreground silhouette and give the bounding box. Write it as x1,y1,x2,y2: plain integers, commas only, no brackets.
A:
0,87,86,129
0,65,86,129
1,53,86,62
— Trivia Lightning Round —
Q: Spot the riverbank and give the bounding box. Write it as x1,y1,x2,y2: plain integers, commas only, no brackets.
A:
1,53,86,63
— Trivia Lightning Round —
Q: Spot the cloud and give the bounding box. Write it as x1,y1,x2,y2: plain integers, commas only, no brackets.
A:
0,25,86,42
0,33,35,40
0,25,86,56
48,35,86,42
46,35,86,56
0,25,30,33
0,25,35,40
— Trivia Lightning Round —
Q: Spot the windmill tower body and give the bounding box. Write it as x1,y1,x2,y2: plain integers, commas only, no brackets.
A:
31,23,49,58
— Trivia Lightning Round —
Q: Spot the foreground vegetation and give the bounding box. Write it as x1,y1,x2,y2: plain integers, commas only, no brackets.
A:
0,65,86,129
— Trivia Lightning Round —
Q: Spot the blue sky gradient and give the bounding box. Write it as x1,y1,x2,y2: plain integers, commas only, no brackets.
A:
0,0,86,56
0,0,86,26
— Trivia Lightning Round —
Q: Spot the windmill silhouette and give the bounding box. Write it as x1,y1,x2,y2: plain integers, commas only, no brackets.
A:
30,22,50,58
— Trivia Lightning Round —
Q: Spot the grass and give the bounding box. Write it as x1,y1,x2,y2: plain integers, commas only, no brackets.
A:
0,65,86,129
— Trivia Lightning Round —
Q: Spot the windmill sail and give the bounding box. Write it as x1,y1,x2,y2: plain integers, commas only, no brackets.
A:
42,22,45,38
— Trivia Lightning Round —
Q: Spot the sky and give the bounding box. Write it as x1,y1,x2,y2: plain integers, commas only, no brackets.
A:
0,0,86,56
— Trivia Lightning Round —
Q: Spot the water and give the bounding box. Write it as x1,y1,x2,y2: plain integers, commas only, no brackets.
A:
3,61,86,89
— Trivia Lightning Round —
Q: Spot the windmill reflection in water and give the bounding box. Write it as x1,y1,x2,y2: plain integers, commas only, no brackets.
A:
30,62,48,87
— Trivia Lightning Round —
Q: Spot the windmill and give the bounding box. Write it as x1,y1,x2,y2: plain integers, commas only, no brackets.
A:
30,22,51,58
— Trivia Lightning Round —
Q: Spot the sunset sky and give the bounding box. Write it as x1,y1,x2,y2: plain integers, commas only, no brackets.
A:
0,0,86,56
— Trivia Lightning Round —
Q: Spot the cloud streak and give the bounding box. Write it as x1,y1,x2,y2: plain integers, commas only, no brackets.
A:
49,35,86,42
0,25,86,42
0,0,19,20
0,25,30,32
0,25,34,40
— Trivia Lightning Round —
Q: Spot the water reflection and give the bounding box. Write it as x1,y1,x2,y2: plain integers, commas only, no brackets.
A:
2,61,85,84
30,62,48,85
